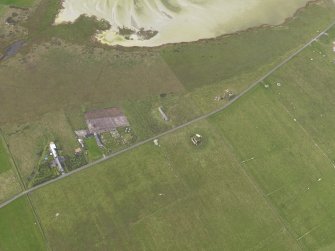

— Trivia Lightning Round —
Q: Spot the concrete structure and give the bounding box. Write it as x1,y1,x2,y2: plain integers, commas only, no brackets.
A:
49,142,65,174
158,106,169,121
85,107,129,134
191,134,202,146
49,142,58,158
94,133,104,148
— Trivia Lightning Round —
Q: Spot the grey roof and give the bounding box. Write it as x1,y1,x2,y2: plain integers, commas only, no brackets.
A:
85,108,129,133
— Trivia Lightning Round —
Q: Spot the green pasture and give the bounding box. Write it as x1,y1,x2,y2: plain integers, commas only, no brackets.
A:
1,0,335,250
31,121,299,250
84,137,103,161
1,0,36,8
0,196,46,251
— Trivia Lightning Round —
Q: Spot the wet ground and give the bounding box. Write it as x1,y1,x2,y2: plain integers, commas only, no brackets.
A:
0,40,25,61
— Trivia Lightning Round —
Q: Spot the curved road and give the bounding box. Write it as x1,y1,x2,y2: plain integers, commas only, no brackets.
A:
1,20,335,209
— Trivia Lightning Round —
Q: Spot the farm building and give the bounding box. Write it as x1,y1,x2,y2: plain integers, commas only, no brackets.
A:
85,107,129,134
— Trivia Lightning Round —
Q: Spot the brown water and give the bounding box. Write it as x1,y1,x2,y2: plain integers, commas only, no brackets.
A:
55,0,313,47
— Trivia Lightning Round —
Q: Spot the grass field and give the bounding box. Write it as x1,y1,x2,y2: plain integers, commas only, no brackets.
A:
84,137,103,161
23,14,335,250
2,0,335,250
26,51,335,251
2,111,79,185
0,196,46,251
1,0,335,125
0,133,21,202
0,0,36,8
0,0,333,159
31,121,301,250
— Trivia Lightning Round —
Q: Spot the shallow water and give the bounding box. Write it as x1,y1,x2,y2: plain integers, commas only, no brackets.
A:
55,0,312,47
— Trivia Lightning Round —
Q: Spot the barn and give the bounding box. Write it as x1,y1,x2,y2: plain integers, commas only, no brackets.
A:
85,107,129,134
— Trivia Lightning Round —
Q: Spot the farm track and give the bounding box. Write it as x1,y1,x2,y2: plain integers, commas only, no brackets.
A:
1,19,335,210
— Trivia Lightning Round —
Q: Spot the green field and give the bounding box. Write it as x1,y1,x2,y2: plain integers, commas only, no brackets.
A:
0,0,36,8
2,0,335,250
23,16,335,250
0,196,46,251
85,137,103,161
31,122,300,250
0,133,21,202
1,1,334,171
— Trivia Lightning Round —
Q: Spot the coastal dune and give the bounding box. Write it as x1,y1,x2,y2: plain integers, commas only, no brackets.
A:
55,0,312,47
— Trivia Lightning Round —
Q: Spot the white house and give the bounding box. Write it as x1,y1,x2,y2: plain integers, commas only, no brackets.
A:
49,142,65,174
49,142,58,158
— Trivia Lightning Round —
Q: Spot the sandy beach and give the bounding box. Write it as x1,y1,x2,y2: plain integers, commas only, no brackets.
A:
55,0,312,47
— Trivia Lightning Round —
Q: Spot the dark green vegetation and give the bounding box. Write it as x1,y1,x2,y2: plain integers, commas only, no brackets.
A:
1,0,36,8
0,196,46,251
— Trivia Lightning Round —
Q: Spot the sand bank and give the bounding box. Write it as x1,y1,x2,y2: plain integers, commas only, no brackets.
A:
55,0,313,47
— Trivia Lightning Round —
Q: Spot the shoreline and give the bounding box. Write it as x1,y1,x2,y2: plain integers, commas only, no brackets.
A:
54,0,322,48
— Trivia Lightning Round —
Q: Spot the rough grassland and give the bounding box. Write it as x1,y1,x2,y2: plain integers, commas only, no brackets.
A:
0,196,46,251
1,0,36,8
2,111,79,183
31,121,299,250
0,133,21,202
1,1,335,250
1,1,335,125
160,0,335,90
29,48,335,249
0,134,12,173
1,1,334,188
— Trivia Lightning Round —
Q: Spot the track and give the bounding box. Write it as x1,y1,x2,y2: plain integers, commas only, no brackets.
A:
1,20,335,210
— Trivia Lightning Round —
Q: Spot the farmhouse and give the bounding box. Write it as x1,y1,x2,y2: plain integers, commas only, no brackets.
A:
85,107,129,134
49,142,65,174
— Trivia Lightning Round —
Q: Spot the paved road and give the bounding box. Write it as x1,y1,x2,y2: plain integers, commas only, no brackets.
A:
1,21,335,210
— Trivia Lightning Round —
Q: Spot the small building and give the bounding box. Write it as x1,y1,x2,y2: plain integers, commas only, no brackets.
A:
85,107,129,134
191,134,202,146
75,130,89,139
49,142,58,158
158,106,169,121
224,89,234,100
49,142,65,174
94,133,104,148
78,138,84,148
